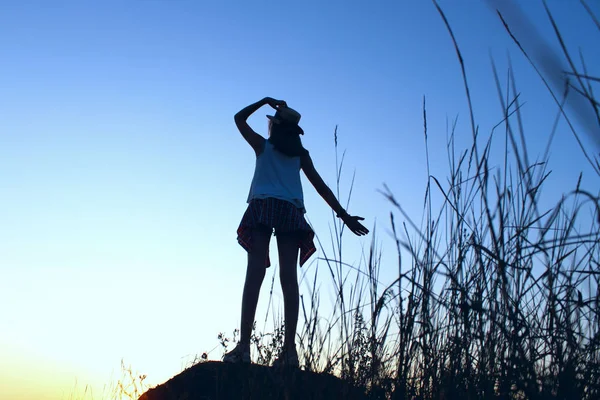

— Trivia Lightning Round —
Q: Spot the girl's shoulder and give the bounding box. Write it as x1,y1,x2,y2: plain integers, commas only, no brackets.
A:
254,137,268,157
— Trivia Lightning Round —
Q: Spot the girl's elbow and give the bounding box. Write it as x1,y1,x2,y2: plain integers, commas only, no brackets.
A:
318,185,332,198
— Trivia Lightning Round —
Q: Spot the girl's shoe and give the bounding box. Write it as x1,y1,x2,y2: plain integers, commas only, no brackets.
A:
272,348,299,368
222,343,251,364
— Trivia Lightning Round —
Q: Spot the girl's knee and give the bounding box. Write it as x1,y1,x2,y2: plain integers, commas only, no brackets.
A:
280,280,299,296
247,257,267,278
279,268,297,287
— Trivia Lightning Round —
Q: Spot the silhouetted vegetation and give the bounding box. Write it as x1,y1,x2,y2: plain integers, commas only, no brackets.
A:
216,3,600,399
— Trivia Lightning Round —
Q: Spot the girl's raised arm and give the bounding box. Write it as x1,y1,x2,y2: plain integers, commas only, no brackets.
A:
234,97,286,155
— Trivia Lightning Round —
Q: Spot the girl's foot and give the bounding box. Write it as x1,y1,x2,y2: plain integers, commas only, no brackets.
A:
222,343,251,364
272,347,299,368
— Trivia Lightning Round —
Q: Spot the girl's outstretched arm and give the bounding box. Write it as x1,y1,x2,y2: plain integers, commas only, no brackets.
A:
301,153,369,236
235,97,286,155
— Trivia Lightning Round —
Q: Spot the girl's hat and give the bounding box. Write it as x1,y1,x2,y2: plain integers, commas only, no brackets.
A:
267,107,304,134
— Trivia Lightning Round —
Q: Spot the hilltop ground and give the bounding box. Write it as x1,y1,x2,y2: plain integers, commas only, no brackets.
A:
138,361,370,400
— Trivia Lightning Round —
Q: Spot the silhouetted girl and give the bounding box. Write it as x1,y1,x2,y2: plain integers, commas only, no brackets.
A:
223,97,369,367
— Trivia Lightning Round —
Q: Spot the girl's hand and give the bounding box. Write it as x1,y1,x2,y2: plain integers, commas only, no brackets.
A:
342,214,369,236
265,97,287,110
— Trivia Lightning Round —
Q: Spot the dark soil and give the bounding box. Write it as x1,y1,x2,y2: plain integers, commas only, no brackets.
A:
138,361,369,400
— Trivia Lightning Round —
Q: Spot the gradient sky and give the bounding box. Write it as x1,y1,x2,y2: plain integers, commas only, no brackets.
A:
1,1,599,399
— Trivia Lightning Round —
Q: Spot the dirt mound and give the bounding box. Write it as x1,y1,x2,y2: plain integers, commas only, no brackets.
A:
138,361,369,400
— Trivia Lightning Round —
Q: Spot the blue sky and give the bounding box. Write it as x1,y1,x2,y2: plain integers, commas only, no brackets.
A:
1,1,599,398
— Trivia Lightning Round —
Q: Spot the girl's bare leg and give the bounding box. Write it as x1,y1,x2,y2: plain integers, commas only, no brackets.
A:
276,232,300,351
239,226,271,346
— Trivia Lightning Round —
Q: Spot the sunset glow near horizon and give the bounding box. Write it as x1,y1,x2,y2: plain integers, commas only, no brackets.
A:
1,1,599,399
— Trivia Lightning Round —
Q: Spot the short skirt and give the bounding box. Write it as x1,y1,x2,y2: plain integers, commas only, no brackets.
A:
237,197,316,267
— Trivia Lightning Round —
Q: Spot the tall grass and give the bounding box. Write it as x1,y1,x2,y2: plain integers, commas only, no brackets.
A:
221,2,600,400
66,361,149,400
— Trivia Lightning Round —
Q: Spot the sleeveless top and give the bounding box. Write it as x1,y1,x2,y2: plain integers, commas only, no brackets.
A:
247,139,305,212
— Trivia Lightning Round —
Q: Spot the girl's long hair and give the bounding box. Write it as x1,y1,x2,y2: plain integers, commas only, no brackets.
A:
268,121,309,158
